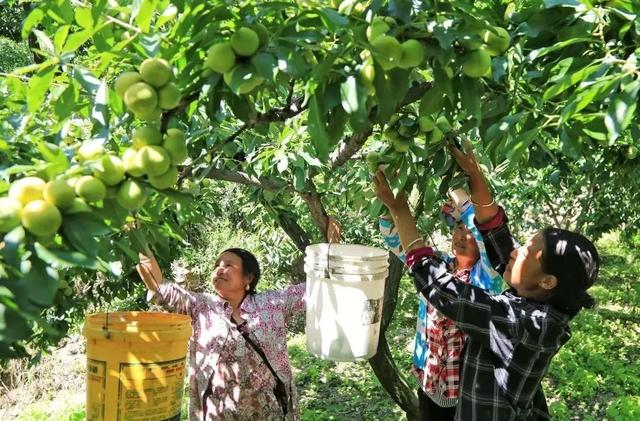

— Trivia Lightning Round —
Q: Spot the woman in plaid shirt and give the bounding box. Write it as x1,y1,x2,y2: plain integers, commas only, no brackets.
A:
379,195,503,420
373,141,599,420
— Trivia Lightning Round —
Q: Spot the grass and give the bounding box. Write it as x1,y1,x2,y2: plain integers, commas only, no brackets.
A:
6,233,639,420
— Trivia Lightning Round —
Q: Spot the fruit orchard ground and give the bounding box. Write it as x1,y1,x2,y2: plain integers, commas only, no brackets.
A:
1,234,638,420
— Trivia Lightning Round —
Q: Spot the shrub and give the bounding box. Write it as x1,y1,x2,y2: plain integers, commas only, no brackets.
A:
0,36,33,72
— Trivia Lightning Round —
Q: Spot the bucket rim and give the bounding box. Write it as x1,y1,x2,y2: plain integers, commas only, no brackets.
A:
305,243,388,260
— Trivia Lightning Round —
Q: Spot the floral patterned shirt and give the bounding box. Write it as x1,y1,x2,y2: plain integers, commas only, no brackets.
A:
156,282,306,420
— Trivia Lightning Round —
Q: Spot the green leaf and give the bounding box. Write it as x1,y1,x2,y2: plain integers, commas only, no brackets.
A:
340,76,369,132
604,93,633,141
319,8,349,33
33,29,55,55
293,166,306,191
308,94,330,161
22,9,45,39
226,94,256,123
561,78,620,122
133,0,159,33
251,53,278,82
528,37,595,61
21,258,59,306
53,25,71,51
62,214,112,256
543,64,600,101
560,127,582,160
74,7,94,29
54,84,78,120
373,62,395,124
2,226,26,269
91,81,110,143
419,85,443,116
459,77,481,122
73,67,102,94
27,65,56,114
63,29,93,53
506,127,539,164
34,243,99,270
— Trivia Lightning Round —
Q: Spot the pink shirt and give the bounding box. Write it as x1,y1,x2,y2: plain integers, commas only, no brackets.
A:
157,282,306,420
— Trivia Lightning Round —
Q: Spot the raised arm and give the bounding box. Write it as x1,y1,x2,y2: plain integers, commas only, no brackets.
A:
372,169,426,253
447,138,499,225
136,251,198,316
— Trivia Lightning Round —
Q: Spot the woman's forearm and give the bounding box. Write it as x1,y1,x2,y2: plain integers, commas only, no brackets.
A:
467,170,499,224
387,204,427,253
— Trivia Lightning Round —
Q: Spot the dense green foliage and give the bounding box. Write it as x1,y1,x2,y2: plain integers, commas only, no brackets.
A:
0,0,639,416
8,233,639,419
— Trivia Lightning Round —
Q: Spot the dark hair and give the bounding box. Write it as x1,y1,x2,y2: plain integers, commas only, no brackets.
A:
222,248,261,294
540,228,599,317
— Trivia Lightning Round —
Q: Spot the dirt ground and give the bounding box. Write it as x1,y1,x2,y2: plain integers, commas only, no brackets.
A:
0,333,86,418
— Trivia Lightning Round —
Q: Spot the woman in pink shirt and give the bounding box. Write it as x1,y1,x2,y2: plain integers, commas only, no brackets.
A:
137,248,305,420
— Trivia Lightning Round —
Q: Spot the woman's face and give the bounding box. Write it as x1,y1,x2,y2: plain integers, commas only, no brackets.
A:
212,252,252,299
504,232,550,297
451,222,480,262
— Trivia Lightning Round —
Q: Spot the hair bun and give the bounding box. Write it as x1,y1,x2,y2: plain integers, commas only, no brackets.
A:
578,292,596,310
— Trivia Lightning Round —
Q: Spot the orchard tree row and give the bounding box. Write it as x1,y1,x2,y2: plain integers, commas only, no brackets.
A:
0,0,638,416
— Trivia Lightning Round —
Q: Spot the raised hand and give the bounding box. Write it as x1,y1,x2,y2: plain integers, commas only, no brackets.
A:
136,251,163,292
372,168,409,211
447,137,482,177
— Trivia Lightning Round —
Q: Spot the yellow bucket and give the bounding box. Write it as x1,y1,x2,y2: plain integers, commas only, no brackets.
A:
82,311,193,421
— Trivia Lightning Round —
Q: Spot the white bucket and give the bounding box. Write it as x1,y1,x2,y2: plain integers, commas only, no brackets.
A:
304,258,389,275
304,266,389,283
306,244,389,261
304,244,389,361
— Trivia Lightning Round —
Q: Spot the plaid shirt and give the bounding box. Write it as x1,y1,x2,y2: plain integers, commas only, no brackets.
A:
407,209,571,420
419,267,470,405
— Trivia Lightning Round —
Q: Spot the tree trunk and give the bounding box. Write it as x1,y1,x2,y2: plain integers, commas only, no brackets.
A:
368,255,419,420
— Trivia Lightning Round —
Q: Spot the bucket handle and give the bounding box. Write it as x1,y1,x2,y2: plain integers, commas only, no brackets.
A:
322,242,332,278
102,311,111,339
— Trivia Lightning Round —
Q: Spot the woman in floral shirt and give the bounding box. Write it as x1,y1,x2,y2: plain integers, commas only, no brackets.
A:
136,248,305,420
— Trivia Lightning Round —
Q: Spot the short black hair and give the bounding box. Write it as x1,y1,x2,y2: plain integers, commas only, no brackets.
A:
221,248,261,294
541,228,599,316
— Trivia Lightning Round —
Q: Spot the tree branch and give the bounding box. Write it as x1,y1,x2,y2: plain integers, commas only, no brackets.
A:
329,82,432,169
205,168,292,191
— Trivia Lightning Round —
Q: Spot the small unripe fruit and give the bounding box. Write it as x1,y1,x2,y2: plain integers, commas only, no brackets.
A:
418,116,435,132
21,200,62,237
134,106,162,122
371,35,402,70
139,145,171,176
366,20,390,42
157,82,181,110
94,155,126,186
163,129,188,165
206,42,237,74
124,82,158,115
230,27,260,57
114,71,142,99
116,180,147,210
483,27,511,56
64,198,92,214
132,125,163,149
43,179,76,209
398,39,424,69
0,197,22,233
77,141,105,162
148,166,179,190
393,137,412,153
461,49,491,78
75,176,107,202
139,58,173,88
9,177,46,205
122,148,146,177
